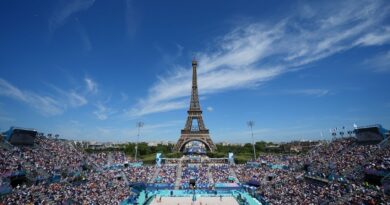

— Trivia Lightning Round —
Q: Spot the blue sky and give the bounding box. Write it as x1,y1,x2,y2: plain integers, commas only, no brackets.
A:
0,0,389,143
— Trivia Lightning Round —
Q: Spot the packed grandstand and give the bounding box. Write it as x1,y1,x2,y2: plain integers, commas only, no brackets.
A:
0,129,389,204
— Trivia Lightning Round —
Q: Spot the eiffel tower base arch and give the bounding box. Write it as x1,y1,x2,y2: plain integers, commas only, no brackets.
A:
175,133,216,152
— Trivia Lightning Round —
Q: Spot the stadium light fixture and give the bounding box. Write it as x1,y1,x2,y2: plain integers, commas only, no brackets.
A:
247,121,256,160
135,121,144,161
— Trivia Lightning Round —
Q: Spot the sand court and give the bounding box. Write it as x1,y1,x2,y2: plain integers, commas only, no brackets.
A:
149,196,239,205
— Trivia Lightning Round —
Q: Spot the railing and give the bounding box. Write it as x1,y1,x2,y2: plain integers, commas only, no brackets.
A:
232,190,263,205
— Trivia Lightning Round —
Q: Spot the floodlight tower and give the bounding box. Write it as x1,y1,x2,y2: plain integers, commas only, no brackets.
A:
247,121,256,160
135,121,144,161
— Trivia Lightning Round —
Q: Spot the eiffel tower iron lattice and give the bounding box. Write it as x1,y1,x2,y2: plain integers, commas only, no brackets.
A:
175,60,216,152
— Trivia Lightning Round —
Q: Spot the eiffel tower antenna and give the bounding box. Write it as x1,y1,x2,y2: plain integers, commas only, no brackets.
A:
175,60,216,152
192,52,197,61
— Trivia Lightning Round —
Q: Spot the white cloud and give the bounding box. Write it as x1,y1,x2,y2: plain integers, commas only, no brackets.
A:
48,84,88,107
49,0,95,33
120,92,128,101
77,20,92,52
54,120,182,142
0,79,88,116
93,102,110,120
68,91,88,107
206,106,214,112
157,43,184,64
287,89,330,97
125,0,138,38
142,120,182,130
130,0,390,117
355,27,390,46
130,100,187,117
84,77,98,93
0,79,64,116
364,51,390,72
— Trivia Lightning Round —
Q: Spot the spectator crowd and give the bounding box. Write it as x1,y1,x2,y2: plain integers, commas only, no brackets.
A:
1,135,389,204
234,137,390,204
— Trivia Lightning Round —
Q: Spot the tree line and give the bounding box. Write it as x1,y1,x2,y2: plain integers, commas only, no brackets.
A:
85,141,278,157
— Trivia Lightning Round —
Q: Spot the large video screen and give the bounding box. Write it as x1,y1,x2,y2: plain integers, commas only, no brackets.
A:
355,127,383,142
10,129,37,145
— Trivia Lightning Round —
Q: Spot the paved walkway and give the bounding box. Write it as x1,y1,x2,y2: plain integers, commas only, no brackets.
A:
174,161,183,189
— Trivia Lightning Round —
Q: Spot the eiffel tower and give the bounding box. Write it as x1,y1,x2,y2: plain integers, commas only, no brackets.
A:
175,60,216,152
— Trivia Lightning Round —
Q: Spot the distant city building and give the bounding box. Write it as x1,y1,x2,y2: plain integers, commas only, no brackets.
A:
147,142,158,147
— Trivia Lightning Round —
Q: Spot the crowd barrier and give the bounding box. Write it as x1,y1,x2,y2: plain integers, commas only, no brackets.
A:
127,190,264,205
215,182,240,189
121,185,267,204
146,183,174,190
